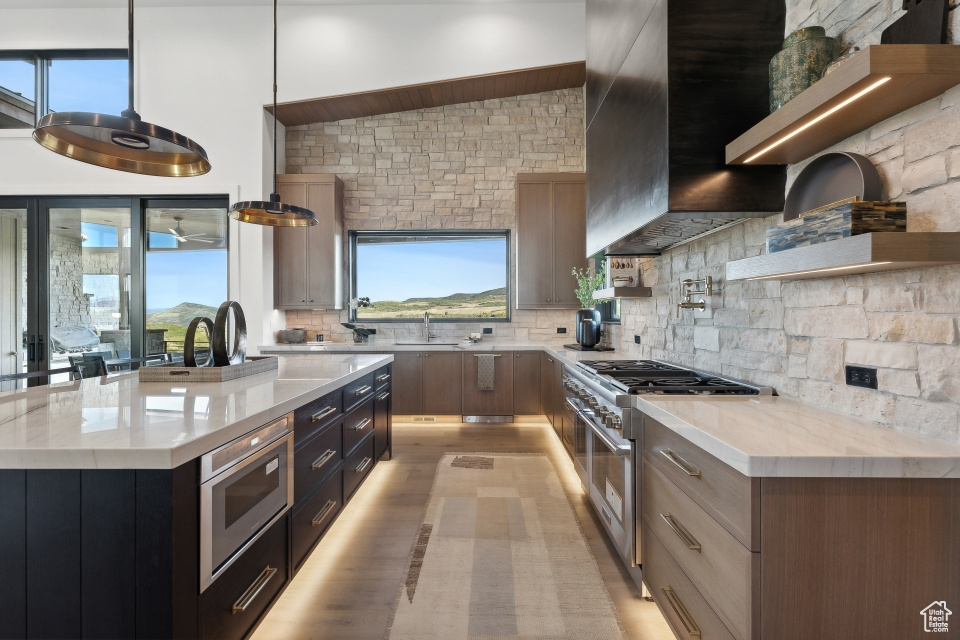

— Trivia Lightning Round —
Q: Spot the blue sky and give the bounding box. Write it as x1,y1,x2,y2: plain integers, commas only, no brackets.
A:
0,58,127,113
146,250,228,311
357,238,506,301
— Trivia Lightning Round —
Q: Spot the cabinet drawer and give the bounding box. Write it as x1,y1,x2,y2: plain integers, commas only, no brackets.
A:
643,523,736,640
343,373,376,412
643,458,758,639
643,417,759,550
293,420,343,504
374,389,391,461
343,434,376,501
374,366,391,391
343,399,374,457
200,516,289,640
291,470,343,570
293,390,343,446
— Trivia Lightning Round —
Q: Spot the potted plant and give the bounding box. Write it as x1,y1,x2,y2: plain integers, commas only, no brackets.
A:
572,261,605,348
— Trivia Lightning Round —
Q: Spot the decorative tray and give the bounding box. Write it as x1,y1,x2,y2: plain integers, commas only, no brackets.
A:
138,356,278,383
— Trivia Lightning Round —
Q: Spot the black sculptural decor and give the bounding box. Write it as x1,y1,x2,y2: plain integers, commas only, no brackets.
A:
183,301,247,367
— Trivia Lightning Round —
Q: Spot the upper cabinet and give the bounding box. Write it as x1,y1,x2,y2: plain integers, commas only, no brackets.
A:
516,173,587,310
274,174,344,310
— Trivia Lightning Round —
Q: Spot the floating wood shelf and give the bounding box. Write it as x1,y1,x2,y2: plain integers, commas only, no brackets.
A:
726,45,960,165
725,232,960,281
593,286,653,300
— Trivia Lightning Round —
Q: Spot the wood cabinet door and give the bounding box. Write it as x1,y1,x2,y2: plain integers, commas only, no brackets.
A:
550,355,563,427
422,352,463,415
462,352,514,415
552,180,587,308
512,351,541,415
391,352,423,414
305,181,343,309
540,352,557,430
516,181,554,308
274,182,309,307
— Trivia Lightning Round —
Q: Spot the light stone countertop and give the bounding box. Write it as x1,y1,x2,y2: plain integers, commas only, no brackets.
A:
0,353,392,470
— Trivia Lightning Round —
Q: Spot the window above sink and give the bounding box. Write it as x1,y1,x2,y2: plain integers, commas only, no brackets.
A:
349,230,511,323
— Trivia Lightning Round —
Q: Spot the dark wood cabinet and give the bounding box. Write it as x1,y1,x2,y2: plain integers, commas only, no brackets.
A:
516,173,587,309
343,399,374,458
274,174,344,310
422,352,463,414
462,352,514,416
291,471,342,570
343,434,376,501
391,352,423,414
512,352,541,415
374,386,391,460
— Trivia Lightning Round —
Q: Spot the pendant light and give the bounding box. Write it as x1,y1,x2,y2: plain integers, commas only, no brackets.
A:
33,0,210,177
227,0,317,227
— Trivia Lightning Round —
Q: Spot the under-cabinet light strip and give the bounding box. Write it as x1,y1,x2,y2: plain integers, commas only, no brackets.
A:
746,261,892,280
744,77,892,163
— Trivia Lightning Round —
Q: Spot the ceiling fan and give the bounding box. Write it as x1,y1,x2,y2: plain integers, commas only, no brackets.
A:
169,216,216,244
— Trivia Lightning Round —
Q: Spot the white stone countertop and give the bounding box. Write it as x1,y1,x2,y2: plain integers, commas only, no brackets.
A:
0,353,392,470
258,341,566,353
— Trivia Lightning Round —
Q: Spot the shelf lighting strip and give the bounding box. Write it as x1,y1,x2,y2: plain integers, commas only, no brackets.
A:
745,261,893,280
744,77,892,163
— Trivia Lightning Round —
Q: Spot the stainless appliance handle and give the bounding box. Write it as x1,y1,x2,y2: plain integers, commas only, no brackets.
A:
311,405,337,422
311,500,338,527
232,566,278,614
566,398,630,456
350,418,371,432
311,449,337,471
201,415,291,482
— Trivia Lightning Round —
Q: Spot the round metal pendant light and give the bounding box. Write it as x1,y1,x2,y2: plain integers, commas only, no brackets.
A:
228,0,317,227
32,0,210,177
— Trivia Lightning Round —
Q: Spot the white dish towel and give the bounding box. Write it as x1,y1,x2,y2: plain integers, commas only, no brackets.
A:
477,354,495,391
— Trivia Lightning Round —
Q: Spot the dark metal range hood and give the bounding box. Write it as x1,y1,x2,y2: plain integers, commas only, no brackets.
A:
585,0,787,256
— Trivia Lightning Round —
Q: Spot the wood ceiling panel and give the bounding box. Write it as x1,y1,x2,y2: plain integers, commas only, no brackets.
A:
271,61,585,126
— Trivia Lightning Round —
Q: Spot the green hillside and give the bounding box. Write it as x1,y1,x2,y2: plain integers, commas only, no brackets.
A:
146,302,219,326
357,288,507,319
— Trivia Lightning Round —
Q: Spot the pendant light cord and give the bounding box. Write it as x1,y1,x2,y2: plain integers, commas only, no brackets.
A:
273,0,278,197
124,0,137,118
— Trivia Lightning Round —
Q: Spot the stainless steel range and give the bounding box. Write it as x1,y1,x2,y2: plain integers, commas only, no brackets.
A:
561,359,771,589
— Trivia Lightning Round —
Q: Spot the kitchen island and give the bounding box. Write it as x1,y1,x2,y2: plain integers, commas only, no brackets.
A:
0,353,393,640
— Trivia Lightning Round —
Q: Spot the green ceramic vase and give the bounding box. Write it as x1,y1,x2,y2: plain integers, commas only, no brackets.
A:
769,26,840,112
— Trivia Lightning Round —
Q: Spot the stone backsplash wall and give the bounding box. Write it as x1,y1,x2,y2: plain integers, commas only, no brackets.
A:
606,0,960,444
283,88,586,345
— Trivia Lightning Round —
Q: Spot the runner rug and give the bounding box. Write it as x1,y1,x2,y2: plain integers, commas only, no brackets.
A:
384,453,627,640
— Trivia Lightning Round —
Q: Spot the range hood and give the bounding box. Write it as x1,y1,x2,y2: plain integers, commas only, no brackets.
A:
585,0,787,256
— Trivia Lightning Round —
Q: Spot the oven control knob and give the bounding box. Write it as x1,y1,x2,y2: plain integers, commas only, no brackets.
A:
586,397,599,408
605,414,622,430
578,388,590,400
593,405,606,417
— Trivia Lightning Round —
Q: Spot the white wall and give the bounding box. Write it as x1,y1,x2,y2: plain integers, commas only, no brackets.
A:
0,2,585,349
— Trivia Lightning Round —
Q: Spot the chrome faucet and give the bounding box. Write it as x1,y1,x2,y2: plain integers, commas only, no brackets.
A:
423,311,431,342
676,276,716,317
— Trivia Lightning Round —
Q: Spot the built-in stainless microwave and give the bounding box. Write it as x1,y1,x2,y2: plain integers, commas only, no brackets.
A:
199,415,294,592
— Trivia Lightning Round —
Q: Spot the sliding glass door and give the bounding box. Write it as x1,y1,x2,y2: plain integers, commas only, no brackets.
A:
0,195,228,387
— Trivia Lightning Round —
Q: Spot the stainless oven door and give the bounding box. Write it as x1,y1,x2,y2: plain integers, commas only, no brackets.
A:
200,419,294,592
584,413,635,567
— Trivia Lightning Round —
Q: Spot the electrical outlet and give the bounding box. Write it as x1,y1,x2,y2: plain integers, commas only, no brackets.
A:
634,335,642,344
845,365,878,390
557,327,567,334
482,327,493,334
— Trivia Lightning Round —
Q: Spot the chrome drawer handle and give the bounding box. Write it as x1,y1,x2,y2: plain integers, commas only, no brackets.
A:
376,373,390,382
311,405,336,422
660,449,701,477
311,500,337,527
355,457,372,474
661,587,701,638
376,392,390,401
351,418,371,432
354,385,372,397
311,449,337,471
232,566,277,614
660,513,701,552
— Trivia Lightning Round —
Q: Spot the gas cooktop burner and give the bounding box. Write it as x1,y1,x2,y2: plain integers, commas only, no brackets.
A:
578,360,689,374
616,376,758,395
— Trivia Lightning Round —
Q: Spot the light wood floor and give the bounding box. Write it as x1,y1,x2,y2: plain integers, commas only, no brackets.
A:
252,421,674,640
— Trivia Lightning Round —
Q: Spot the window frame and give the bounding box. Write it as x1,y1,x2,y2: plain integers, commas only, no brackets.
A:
0,49,128,127
348,229,512,323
